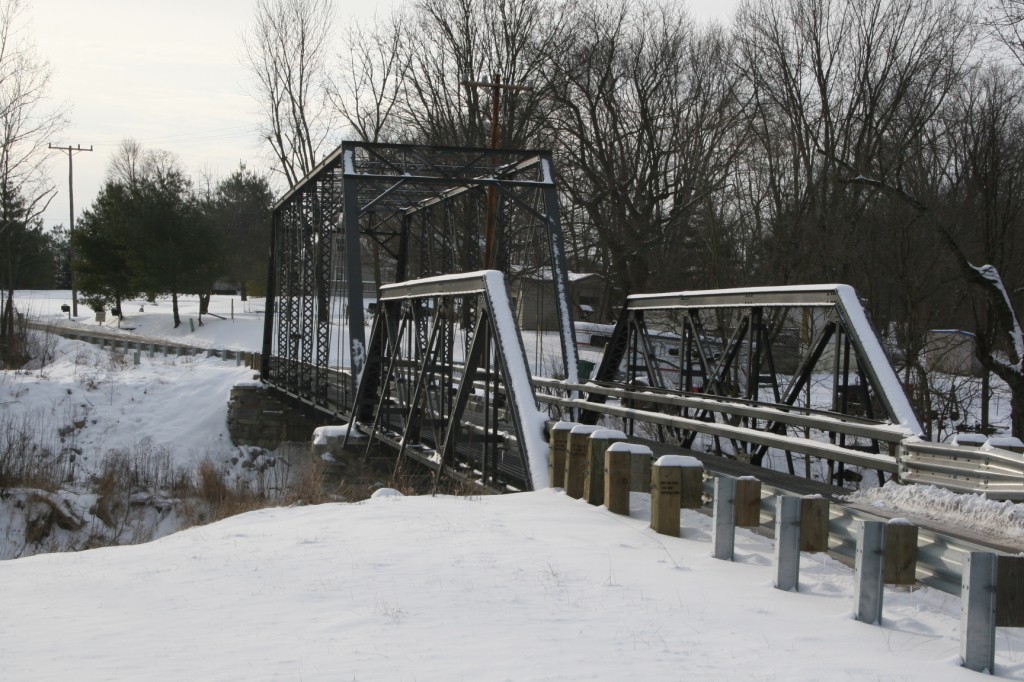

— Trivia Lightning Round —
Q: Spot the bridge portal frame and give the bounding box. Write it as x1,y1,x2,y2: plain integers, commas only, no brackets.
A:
260,141,579,416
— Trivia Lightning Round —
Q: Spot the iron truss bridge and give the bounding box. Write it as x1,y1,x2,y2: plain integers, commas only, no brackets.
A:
257,143,1024,497
260,141,578,420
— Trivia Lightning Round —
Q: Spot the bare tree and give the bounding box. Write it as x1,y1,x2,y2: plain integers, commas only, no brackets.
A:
0,0,68,363
541,0,745,294
242,0,336,186
988,0,1024,66
328,12,410,143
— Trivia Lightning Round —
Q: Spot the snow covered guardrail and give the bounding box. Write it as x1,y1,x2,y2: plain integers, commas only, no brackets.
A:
47,328,255,367
535,377,1024,500
533,378,901,476
896,439,1024,501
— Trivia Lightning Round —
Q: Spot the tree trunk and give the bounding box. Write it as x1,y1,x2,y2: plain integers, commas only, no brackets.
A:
1010,377,1024,441
240,281,248,301
172,291,180,328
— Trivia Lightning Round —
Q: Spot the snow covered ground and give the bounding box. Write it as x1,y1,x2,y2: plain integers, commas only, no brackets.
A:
4,289,1024,678
3,489,1022,681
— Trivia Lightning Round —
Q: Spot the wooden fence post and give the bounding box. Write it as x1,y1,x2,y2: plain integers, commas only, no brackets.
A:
650,457,683,537
678,456,704,509
884,518,918,586
734,476,762,528
548,421,576,489
629,447,653,492
800,495,830,552
565,425,599,499
604,443,632,515
585,429,626,506
854,520,886,625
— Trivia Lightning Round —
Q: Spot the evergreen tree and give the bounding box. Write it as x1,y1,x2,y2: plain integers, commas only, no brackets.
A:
211,165,274,300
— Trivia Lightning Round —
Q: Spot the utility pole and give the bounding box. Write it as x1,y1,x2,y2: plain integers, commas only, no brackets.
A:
460,74,531,269
49,143,93,317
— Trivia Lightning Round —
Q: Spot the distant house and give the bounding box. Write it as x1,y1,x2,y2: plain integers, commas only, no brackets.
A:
923,329,983,376
512,269,607,331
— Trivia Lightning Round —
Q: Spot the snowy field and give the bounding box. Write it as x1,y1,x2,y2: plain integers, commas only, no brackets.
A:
3,489,1023,681
4,290,1024,678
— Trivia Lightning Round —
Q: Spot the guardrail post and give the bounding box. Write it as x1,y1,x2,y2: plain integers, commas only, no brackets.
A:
133,342,141,365
678,457,704,509
735,476,761,528
997,556,1024,628
650,459,682,537
854,520,886,625
800,495,830,552
712,476,736,561
585,429,626,506
630,447,653,492
565,425,598,499
884,519,918,585
961,551,998,674
604,444,632,515
549,421,575,488
774,496,802,592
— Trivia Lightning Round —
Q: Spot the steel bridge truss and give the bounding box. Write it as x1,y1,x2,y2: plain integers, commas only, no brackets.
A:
580,285,923,486
260,141,578,418
343,271,549,492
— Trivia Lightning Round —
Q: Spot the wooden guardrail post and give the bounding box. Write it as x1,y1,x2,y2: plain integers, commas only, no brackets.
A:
774,496,802,592
629,447,653,493
548,421,575,489
961,551,998,673
678,456,704,509
604,443,632,515
712,476,736,561
565,425,599,499
800,495,830,552
650,457,684,537
734,476,762,528
997,555,1024,629
585,429,626,506
884,518,918,586
854,520,886,625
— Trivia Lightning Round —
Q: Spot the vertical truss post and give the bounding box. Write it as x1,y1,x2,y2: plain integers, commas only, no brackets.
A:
343,146,367,381
540,154,579,388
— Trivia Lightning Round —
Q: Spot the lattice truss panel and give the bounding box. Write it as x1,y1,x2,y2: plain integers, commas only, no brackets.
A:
581,285,923,486
344,272,550,492
261,141,578,418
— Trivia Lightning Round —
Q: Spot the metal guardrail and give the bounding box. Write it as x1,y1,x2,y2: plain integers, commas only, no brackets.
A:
36,325,256,366
535,377,1024,500
713,477,1004,598
897,439,1024,500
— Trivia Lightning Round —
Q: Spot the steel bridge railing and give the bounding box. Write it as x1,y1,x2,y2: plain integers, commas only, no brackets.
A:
535,377,1024,500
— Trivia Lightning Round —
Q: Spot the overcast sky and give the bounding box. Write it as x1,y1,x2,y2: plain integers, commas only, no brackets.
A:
31,0,737,231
